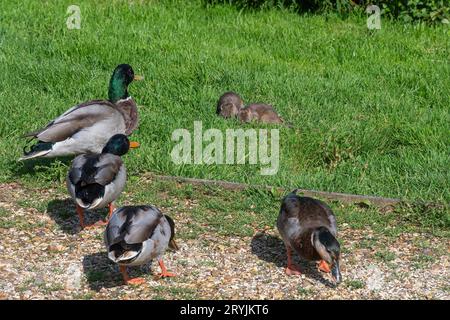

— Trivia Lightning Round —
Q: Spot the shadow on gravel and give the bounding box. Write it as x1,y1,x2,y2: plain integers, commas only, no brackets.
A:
82,252,153,291
250,233,336,288
47,198,108,234
82,252,122,290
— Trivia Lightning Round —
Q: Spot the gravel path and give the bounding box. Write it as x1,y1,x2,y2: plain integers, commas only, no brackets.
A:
0,182,448,300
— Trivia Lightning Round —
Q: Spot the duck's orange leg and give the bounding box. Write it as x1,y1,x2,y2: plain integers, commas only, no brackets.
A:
158,259,176,278
81,215,108,229
285,246,302,276
82,204,115,229
108,203,116,219
318,260,331,273
119,265,145,285
76,205,86,229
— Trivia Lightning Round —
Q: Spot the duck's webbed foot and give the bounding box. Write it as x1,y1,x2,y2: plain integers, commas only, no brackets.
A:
285,264,302,276
119,265,146,285
77,205,109,229
158,259,176,278
285,246,302,276
107,203,116,219
126,277,146,285
84,203,115,228
83,220,108,229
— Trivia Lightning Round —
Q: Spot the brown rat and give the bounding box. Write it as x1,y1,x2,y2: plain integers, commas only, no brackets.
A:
216,91,244,118
238,103,284,125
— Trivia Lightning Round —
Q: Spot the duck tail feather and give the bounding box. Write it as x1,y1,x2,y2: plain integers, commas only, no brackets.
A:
169,239,179,251
116,250,140,262
21,129,42,138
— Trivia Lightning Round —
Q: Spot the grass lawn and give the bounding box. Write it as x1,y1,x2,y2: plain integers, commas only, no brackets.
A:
0,0,449,206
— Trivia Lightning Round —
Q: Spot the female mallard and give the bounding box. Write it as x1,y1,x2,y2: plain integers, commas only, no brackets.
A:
104,205,178,285
277,190,342,284
66,134,139,229
20,64,143,160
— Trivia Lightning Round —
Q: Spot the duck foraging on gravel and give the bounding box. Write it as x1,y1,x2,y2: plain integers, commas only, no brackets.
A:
277,190,342,284
66,134,139,229
104,205,178,285
20,64,143,160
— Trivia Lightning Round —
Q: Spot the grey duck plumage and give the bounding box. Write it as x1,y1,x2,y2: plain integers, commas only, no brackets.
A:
104,205,178,285
66,134,138,229
20,64,142,160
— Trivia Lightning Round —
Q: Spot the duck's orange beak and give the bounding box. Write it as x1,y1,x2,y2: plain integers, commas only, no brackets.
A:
133,75,144,81
129,141,140,149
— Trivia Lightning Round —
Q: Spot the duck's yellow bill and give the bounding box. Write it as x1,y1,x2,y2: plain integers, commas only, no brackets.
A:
134,75,144,81
129,141,140,149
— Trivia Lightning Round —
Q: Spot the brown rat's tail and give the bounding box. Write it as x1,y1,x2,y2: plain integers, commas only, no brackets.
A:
280,117,294,128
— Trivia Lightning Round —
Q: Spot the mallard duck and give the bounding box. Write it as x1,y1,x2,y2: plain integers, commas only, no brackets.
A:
104,205,178,285
66,134,139,229
277,190,342,284
238,103,284,124
216,91,244,118
20,64,143,160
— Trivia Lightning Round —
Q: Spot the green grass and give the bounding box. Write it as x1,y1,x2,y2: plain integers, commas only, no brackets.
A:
0,208,10,218
73,292,95,300
374,249,396,263
297,287,314,297
411,253,436,270
345,279,366,290
0,0,449,208
152,285,199,299
14,177,448,237
161,181,449,236
6,176,450,237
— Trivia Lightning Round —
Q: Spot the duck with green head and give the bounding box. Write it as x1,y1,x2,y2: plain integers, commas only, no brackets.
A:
66,134,139,229
20,64,143,160
277,190,342,285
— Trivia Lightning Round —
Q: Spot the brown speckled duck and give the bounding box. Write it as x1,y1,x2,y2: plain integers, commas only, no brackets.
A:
277,190,342,284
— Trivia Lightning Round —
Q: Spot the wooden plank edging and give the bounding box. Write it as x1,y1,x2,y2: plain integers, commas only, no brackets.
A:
147,174,402,207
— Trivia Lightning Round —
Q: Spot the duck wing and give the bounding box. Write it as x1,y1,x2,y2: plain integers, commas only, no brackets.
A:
68,153,123,187
24,100,121,142
278,193,338,241
277,192,304,242
105,206,163,247
297,197,337,236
